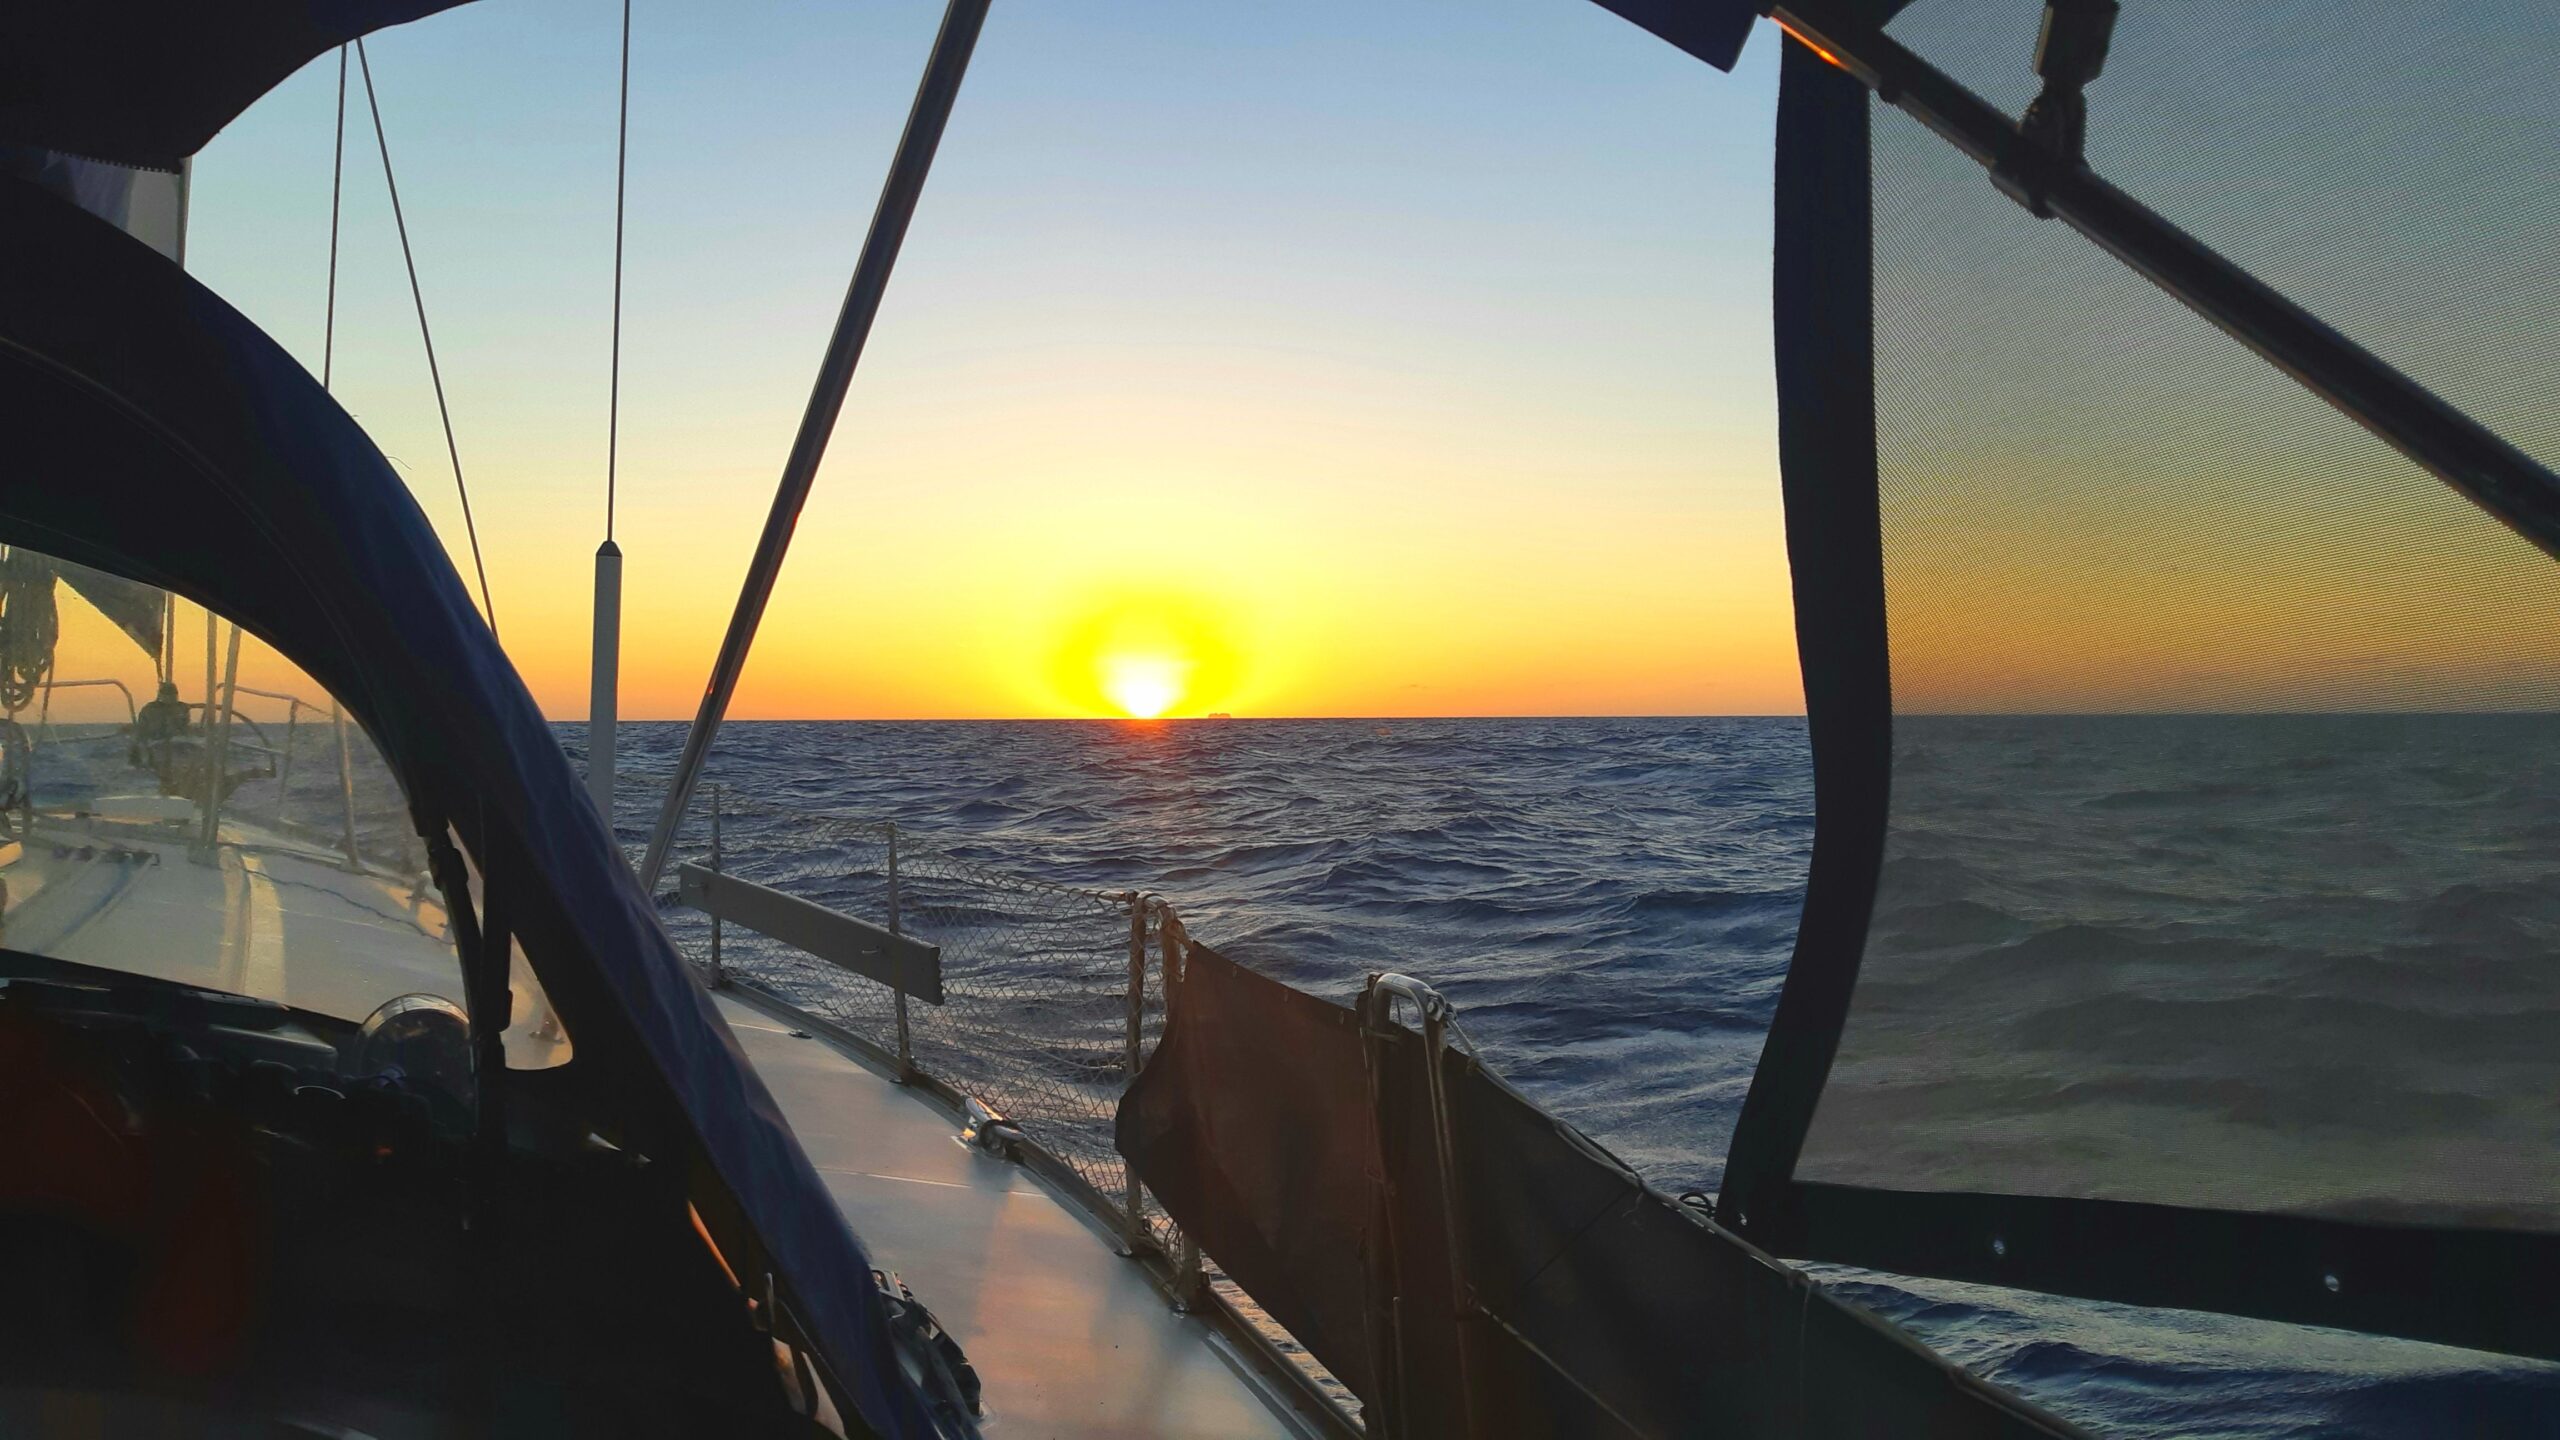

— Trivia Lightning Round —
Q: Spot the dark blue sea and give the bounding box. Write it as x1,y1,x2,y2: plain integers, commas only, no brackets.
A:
579,715,2560,1439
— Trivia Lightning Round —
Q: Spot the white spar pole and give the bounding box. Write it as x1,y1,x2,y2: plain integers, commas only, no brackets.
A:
588,540,621,825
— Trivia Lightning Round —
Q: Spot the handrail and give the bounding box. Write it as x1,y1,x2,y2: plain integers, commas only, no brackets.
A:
677,861,942,1002
216,684,363,870
20,677,341,856
56,668,370,868
229,684,318,709
32,676,138,739
330,703,362,872
197,623,245,854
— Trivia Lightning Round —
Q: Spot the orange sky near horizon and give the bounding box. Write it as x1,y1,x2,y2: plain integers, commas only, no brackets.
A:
504,474,1808,719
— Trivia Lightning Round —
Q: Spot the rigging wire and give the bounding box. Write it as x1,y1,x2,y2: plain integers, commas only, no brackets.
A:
607,0,631,543
354,37,499,638
324,45,347,391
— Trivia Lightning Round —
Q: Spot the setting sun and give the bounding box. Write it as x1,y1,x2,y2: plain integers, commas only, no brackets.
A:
1035,589,1246,719
1100,653,1187,719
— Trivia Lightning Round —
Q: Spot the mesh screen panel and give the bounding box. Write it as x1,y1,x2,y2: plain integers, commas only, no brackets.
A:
1884,0,2560,472
1791,65,2560,1227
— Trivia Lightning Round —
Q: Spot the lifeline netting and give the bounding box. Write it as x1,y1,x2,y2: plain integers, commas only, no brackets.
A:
623,776,1190,1255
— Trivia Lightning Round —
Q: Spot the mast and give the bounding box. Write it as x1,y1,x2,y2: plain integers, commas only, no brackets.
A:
636,0,991,891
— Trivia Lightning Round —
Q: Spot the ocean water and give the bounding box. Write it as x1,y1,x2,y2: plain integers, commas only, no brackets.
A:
1809,714,2560,1229
587,715,2560,1438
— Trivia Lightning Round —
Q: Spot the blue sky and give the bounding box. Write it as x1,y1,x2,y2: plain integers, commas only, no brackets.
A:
188,1,1790,717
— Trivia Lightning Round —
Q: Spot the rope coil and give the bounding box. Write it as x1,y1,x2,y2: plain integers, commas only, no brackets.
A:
0,549,59,714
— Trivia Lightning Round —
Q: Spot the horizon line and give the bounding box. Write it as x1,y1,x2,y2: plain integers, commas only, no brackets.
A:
549,712,1810,724
541,707,2560,723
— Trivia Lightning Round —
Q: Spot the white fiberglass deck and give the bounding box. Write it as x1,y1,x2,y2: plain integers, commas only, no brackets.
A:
3,812,452,1022
0,805,571,1067
715,995,1307,1439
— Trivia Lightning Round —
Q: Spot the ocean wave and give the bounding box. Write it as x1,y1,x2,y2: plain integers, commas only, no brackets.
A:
1875,853,1986,897
2412,879,2560,947
1622,884,1798,919
1876,897,2029,949
2008,990,2559,1059
949,798,1027,821
2080,780,2274,810
2044,1073,2497,1137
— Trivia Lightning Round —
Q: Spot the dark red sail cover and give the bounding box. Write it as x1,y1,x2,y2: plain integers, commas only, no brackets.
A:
1118,941,2083,1438
1115,943,1386,1403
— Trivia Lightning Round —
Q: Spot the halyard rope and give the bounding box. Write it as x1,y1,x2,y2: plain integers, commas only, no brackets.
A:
607,0,632,543
324,46,346,391
354,38,499,638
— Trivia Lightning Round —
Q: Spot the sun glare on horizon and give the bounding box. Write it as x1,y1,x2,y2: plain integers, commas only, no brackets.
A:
1044,588,1245,719
1100,652,1187,719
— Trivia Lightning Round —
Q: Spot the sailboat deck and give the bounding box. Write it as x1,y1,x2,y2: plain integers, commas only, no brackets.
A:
715,994,1307,1439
